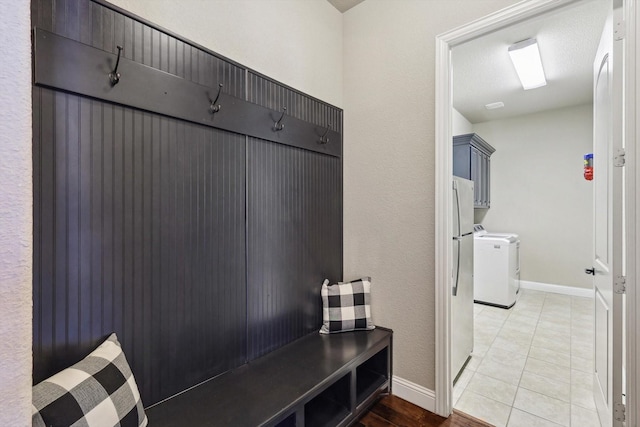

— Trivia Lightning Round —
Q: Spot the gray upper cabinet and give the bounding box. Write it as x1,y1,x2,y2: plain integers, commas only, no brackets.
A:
453,133,496,208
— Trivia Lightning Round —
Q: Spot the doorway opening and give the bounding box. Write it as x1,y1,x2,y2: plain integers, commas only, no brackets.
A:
433,0,633,425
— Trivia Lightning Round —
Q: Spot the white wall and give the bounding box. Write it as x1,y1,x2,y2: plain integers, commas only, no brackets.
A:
0,1,33,425
342,0,519,391
453,108,473,135
473,104,593,289
108,0,343,107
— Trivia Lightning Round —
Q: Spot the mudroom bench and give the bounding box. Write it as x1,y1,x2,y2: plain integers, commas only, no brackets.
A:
146,327,392,427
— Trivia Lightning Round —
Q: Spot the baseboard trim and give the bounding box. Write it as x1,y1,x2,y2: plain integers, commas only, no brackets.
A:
391,376,436,413
520,280,593,298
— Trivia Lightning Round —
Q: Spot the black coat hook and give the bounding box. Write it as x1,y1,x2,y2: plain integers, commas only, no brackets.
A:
274,107,287,131
109,46,123,86
319,124,331,144
209,83,223,114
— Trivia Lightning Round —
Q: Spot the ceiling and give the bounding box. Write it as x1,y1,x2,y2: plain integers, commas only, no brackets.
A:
452,0,609,124
327,0,365,13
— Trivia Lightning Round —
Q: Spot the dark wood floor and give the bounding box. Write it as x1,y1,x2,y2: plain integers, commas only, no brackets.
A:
356,395,493,427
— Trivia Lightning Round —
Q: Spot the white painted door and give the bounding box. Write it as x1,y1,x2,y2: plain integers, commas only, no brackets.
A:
591,5,624,426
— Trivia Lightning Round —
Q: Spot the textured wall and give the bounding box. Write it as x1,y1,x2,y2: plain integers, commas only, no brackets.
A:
107,0,343,107
453,108,473,135
473,104,593,288
342,0,520,391
0,1,33,425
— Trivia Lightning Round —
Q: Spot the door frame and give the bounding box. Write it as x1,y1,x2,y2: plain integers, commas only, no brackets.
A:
433,0,638,419
625,1,639,425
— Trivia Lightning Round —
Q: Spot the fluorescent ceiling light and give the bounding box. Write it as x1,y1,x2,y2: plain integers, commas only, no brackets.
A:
508,38,546,90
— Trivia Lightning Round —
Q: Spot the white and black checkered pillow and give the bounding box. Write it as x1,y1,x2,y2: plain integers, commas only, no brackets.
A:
32,333,147,427
320,277,375,334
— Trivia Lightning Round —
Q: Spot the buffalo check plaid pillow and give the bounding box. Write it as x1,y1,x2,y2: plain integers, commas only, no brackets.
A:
320,277,375,334
32,333,147,427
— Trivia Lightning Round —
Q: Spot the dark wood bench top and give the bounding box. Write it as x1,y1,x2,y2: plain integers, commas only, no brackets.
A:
146,328,392,427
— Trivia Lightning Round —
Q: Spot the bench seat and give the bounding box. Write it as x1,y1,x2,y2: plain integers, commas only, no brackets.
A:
146,327,392,427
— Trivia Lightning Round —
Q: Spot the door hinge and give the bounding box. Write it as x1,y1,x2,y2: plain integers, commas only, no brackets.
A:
614,276,626,294
615,19,626,41
614,148,626,167
614,402,626,422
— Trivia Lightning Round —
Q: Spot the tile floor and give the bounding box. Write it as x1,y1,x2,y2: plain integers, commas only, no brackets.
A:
453,289,600,427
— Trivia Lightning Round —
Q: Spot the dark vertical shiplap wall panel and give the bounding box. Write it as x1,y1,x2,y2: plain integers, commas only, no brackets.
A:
246,73,343,360
31,0,245,97
32,87,247,405
248,71,344,138
245,74,343,360
247,139,342,360
32,0,249,406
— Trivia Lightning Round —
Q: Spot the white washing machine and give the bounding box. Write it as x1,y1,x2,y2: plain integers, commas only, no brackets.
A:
473,225,520,309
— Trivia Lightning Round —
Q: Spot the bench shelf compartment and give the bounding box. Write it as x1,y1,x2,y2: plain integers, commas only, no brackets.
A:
356,347,389,408
304,373,351,427
275,414,297,427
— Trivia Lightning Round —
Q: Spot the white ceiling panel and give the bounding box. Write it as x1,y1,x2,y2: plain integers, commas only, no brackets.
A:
453,0,609,124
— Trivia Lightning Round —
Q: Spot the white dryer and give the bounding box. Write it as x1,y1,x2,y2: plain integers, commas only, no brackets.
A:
473,225,520,309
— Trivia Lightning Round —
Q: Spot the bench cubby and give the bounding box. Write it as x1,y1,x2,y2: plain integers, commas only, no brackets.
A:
356,346,389,409
304,372,351,427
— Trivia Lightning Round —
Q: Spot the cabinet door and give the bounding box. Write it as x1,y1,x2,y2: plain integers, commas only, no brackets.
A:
470,147,482,207
485,155,491,208
453,144,472,180
480,153,489,207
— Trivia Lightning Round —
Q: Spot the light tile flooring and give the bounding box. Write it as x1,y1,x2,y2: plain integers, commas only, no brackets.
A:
453,289,600,427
